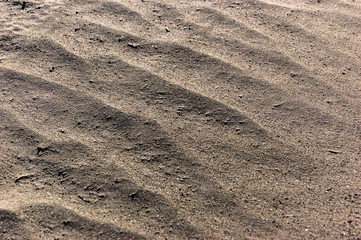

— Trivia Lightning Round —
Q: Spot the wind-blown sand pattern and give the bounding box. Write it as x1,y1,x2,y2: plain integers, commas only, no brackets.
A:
0,0,360,239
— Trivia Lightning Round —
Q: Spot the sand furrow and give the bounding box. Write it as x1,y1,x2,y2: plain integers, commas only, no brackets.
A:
80,4,359,118
3,26,358,180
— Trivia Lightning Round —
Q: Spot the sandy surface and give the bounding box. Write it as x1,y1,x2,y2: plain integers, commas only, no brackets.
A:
0,0,360,239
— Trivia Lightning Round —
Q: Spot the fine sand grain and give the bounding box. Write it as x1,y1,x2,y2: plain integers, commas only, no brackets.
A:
0,0,360,239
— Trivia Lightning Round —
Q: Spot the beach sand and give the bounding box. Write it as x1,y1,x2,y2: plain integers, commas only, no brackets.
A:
0,0,360,239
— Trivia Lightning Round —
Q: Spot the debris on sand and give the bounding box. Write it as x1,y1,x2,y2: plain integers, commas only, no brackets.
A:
127,43,139,49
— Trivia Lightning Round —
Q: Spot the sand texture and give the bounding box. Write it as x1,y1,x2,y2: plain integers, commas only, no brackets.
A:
0,0,360,239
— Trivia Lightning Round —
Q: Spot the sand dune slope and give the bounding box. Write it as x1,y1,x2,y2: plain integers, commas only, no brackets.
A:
0,0,360,239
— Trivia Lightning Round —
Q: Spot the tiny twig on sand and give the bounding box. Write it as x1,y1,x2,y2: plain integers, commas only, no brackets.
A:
21,1,27,10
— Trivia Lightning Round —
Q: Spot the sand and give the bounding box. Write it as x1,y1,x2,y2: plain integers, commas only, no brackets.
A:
0,0,360,239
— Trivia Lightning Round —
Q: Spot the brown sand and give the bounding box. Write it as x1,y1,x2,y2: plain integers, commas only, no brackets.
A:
0,0,360,239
